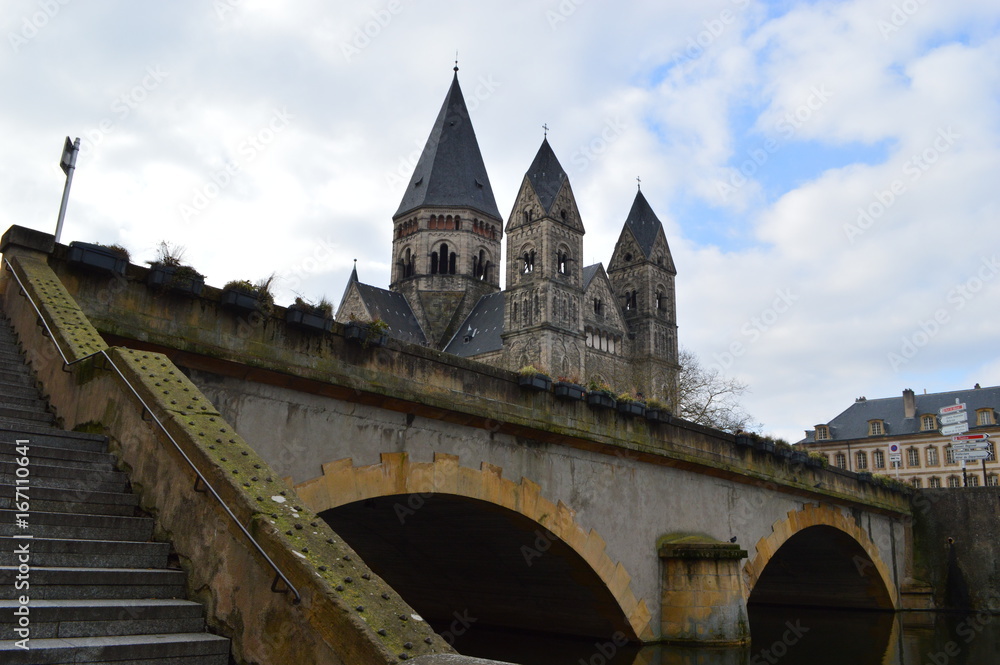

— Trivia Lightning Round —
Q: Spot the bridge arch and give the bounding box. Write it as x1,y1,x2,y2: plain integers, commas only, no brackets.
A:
294,452,653,641
744,503,898,610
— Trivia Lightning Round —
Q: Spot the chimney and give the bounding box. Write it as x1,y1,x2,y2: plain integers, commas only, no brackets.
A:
903,388,916,418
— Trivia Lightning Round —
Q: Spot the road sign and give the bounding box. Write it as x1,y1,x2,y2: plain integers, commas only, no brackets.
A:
940,412,968,425
952,433,990,442
952,442,991,452
889,453,902,464
941,422,970,436
954,450,992,462
940,403,967,415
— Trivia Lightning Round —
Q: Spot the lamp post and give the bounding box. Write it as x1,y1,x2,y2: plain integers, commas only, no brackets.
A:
55,136,80,244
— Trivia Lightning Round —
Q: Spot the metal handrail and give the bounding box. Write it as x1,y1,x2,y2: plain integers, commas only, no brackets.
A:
2,257,301,602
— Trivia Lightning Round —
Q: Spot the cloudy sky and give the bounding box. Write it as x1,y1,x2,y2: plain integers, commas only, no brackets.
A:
3,0,999,441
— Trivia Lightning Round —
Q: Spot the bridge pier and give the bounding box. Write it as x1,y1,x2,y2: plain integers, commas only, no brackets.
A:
658,535,750,645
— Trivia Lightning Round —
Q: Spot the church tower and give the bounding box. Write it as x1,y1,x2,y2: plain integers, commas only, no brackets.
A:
606,190,679,401
501,138,586,378
390,68,503,348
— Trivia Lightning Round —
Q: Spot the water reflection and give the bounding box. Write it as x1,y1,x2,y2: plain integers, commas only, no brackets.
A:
450,607,1000,665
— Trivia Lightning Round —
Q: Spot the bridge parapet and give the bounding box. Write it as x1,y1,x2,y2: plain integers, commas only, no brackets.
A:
20,226,911,519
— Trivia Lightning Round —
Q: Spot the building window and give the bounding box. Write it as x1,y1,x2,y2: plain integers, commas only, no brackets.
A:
988,475,998,487
522,250,536,274
911,478,923,489
968,475,980,487
815,426,830,441
856,451,868,470
907,447,920,467
557,249,570,275
868,420,884,436
977,409,995,426
873,450,885,469
624,290,638,311
835,453,847,469
929,477,941,488
946,446,956,464
926,446,939,466
655,289,666,312
921,414,937,431
947,476,961,488
593,298,603,317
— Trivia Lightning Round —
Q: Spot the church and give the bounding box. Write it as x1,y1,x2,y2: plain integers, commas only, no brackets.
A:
336,69,680,402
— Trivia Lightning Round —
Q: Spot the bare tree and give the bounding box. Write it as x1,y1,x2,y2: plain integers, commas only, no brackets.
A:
672,348,760,433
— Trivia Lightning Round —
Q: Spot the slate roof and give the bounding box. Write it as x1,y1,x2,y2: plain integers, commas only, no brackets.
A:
444,292,505,357
394,73,501,221
624,190,666,258
525,138,568,214
800,386,1000,443
353,282,427,346
581,263,602,291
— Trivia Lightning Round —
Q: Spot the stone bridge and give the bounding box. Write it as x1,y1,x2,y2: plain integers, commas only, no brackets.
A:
1,226,915,647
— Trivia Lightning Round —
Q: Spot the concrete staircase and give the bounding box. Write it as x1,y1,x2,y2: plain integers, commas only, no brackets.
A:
0,311,230,663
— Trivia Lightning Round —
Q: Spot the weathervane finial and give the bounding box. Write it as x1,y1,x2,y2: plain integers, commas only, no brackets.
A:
454,51,459,73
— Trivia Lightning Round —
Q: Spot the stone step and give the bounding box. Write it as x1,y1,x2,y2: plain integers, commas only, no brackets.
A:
0,483,138,516
0,632,230,664
0,598,207,640
0,509,152,541
0,393,48,411
0,566,188,600
0,423,108,453
0,368,35,386
0,536,169,568
0,405,54,424
0,442,117,471
0,460,127,492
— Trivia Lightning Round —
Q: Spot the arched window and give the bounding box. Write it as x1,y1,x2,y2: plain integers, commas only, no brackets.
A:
947,476,961,488
624,290,638,311
929,477,941,488
656,289,666,311
455,215,461,230
448,250,456,274
522,250,535,274
911,478,923,489
557,249,570,275
968,475,980,487
430,250,439,275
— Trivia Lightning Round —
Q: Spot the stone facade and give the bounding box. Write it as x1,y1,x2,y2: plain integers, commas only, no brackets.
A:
336,71,680,402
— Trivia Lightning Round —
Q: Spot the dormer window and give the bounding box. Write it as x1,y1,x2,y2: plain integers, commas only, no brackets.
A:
815,425,830,441
921,414,936,431
977,409,995,426
868,420,885,436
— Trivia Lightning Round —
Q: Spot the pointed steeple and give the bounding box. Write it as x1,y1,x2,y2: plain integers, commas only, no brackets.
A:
394,72,501,221
624,190,666,259
525,138,567,214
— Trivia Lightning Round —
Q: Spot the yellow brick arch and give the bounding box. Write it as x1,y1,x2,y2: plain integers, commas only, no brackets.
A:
294,451,654,641
742,503,899,608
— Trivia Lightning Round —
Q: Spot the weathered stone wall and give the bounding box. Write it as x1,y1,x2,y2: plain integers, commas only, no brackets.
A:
911,488,1000,611
0,235,457,665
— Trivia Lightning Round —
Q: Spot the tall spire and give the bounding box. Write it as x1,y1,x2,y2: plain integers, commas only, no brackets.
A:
394,71,501,221
524,137,568,214
624,189,667,259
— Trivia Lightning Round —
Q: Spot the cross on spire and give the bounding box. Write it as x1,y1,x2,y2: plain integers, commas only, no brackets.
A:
636,176,641,190
542,123,549,138
454,51,459,73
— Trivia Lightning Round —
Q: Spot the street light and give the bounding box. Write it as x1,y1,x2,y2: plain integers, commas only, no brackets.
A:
55,136,80,244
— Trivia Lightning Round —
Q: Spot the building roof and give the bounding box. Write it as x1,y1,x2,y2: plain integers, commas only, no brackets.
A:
394,72,501,221
581,263,602,291
444,292,504,357
353,282,427,346
624,190,666,258
525,138,568,214
800,385,1000,443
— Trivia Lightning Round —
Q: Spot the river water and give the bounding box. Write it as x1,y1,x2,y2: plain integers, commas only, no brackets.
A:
449,607,1000,665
